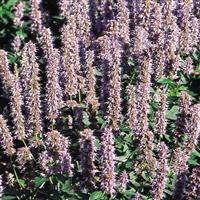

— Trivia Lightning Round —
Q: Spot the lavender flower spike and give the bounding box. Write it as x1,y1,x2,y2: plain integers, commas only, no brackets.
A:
13,2,25,27
186,167,200,200
151,142,168,200
184,103,200,154
10,77,26,140
45,131,72,174
0,115,15,156
16,147,33,171
30,0,42,33
116,0,130,44
107,33,122,131
85,50,99,111
101,127,116,196
135,52,151,136
119,171,128,192
45,49,63,124
61,17,80,97
0,50,26,140
79,129,96,189
21,41,43,146
0,50,14,88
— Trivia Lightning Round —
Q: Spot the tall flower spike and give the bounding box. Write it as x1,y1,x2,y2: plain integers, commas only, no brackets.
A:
131,26,149,57
174,91,191,144
16,147,33,171
12,35,23,55
21,42,43,146
61,16,80,97
127,84,137,131
116,0,130,44
184,103,200,154
38,151,53,176
172,148,188,200
151,142,168,200
0,50,14,88
190,16,199,50
135,52,151,136
186,167,200,200
30,0,42,33
0,50,26,140
134,131,157,176
45,131,72,174
0,115,15,156
13,2,25,27
177,0,193,53
119,171,128,192
98,35,112,113
79,129,96,189
75,0,93,52
101,127,115,196
40,28,63,124
85,50,98,111
107,32,122,131
182,57,194,75
149,2,163,43
58,0,73,17
155,90,168,137
45,49,63,124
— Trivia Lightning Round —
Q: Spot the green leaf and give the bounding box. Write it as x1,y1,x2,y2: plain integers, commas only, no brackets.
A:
18,179,26,188
157,78,176,87
5,0,18,9
89,191,105,200
60,180,74,194
166,106,179,120
34,176,46,188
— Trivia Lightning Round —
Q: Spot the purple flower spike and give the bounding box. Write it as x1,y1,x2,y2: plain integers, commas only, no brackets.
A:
100,127,115,196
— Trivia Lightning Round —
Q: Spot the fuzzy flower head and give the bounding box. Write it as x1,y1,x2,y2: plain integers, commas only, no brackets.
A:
13,2,25,27
45,131,72,174
16,147,33,171
79,129,96,189
0,115,15,156
61,16,80,97
30,0,42,32
186,167,200,200
100,127,116,196
151,142,168,200
119,171,128,192
21,41,43,146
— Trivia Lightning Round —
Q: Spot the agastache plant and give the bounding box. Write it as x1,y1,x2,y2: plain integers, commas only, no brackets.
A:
0,0,199,198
